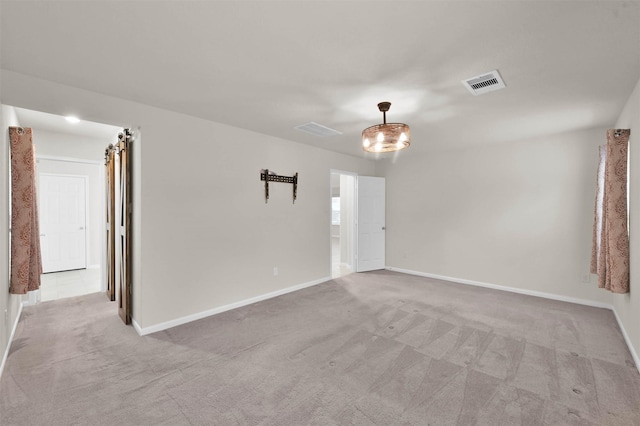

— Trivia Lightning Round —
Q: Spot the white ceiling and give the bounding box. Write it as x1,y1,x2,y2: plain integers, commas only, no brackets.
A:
1,1,639,158
12,107,123,143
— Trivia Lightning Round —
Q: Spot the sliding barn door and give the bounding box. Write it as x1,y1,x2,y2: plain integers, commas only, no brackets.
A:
116,130,132,325
104,129,133,325
105,146,116,301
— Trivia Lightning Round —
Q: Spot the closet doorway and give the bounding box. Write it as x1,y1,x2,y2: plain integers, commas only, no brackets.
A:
9,106,122,302
330,171,356,278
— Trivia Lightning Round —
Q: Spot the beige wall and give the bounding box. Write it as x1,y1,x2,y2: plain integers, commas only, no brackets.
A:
3,69,638,364
614,76,640,363
380,127,611,305
1,71,375,332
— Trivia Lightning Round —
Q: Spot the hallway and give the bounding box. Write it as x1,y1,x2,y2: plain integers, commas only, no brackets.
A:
40,268,101,301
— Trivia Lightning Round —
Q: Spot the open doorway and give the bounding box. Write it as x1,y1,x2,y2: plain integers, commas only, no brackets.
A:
9,106,122,302
330,171,356,278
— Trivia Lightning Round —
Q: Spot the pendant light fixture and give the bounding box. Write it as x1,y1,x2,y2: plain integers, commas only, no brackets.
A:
362,102,410,153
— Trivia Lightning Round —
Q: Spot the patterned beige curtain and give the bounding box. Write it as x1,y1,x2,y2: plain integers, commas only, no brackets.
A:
590,129,630,293
9,127,42,294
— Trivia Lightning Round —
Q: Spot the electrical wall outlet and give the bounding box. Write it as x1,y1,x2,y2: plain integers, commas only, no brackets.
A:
273,267,278,276
581,273,591,284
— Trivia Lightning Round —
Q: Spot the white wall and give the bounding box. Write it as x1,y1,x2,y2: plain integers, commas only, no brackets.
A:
6,68,635,361
0,105,25,375
380,127,611,306
139,113,374,329
1,71,375,332
32,129,116,162
615,76,640,363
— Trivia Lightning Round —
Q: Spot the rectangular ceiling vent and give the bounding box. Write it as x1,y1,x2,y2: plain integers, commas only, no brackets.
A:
294,122,342,137
462,69,506,96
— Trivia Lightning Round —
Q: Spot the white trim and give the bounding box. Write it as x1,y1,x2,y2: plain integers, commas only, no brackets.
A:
329,170,358,279
329,169,358,177
386,266,639,373
131,317,144,336
0,302,23,380
133,276,331,336
611,307,640,374
37,154,102,165
4,269,639,377
387,267,612,309
99,155,106,293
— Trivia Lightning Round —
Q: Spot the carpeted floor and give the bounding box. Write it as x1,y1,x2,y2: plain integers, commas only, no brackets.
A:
1,270,639,425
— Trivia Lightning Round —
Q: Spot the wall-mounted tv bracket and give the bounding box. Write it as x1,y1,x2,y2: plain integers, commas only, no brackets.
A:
260,169,298,204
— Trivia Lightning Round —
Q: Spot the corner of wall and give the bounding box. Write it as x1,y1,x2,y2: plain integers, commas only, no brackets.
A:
613,75,640,372
0,104,25,380
0,302,23,379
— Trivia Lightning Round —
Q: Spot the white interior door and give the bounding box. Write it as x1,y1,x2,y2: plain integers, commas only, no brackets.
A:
357,176,385,272
39,174,87,273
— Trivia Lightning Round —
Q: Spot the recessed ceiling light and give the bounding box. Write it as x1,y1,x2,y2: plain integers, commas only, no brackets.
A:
65,116,80,124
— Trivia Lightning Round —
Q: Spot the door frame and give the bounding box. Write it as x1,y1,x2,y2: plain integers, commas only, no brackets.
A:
37,155,106,290
105,147,116,301
329,170,357,278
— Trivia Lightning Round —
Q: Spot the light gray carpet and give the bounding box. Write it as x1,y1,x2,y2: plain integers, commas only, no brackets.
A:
1,270,639,425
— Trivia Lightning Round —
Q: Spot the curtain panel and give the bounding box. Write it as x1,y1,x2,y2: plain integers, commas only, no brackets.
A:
9,127,42,294
590,129,630,294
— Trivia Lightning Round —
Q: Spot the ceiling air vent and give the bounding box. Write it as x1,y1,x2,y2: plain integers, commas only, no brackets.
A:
294,122,342,137
462,69,506,96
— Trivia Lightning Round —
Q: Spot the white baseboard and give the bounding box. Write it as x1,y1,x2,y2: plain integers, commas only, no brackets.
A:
133,276,331,336
611,307,640,374
6,268,639,377
21,290,39,306
386,266,640,374
386,267,612,309
0,302,23,380
131,317,143,336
